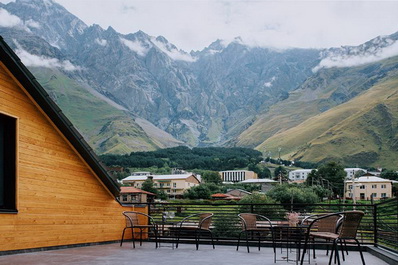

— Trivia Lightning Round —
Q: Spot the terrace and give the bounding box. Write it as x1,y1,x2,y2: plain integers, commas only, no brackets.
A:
1,198,397,265
0,242,389,265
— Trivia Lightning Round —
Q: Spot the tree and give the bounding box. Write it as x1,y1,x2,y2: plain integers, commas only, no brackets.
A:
248,163,272,179
183,185,211,199
141,177,157,194
273,166,288,183
380,170,398,180
238,193,282,218
202,171,222,184
314,162,346,196
266,184,319,205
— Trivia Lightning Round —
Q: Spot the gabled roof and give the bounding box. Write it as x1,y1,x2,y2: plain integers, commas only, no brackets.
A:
0,36,120,197
345,176,394,183
240,179,277,183
122,174,199,182
120,187,156,196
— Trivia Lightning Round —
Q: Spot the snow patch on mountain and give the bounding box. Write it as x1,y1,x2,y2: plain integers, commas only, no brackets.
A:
95,38,107,46
264,76,276,87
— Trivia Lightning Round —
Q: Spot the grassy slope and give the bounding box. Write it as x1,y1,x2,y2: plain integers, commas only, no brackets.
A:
32,67,177,154
236,57,397,149
257,70,398,169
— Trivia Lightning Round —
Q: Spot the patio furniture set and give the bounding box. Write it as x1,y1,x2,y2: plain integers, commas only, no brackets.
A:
120,210,366,265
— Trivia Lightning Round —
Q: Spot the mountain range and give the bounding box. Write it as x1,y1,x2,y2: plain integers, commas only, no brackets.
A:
1,0,397,169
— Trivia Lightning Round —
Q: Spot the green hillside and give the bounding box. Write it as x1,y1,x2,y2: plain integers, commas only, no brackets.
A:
257,68,398,170
31,67,181,154
236,56,398,149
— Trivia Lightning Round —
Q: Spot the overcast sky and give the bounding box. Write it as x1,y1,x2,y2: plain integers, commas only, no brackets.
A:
3,0,398,51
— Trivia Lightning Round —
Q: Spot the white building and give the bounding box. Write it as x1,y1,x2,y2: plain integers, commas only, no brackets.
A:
344,168,367,179
288,168,368,182
288,169,313,182
219,170,257,183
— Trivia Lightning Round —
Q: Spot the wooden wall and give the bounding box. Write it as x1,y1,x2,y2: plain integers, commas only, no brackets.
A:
0,63,139,252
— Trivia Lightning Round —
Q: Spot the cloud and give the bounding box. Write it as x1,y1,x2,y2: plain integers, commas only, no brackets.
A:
119,37,149,56
313,41,398,72
52,0,398,51
152,38,196,62
0,8,23,28
0,8,41,32
25,19,40,29
14,40,81,71
95,38,107,46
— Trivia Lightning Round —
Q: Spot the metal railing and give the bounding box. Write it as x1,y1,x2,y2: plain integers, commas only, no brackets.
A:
128,198,397,252
374,198,398,251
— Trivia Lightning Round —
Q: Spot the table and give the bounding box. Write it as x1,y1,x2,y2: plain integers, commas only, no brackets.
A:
157,218,178,249
273,225,309,264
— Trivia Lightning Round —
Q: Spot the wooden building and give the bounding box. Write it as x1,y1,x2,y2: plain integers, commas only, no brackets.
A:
0,37,139,253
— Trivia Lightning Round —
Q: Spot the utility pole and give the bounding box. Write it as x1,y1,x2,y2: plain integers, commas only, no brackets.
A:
278,147,281,162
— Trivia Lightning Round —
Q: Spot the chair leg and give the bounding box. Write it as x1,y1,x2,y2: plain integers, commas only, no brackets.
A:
340,240,345,261
355,239,365,265
120,227,127,246
328,242,334,265
300,234,310,265
131,228,136,248
154,227,159,248
271,231,276,263
312,238,316,259
176,229,181,248
245,231,250,253
329,239,341,265
139,229,143,246
209,231,215,249
258,232,261,251
196,230,200,250
237,232,242,251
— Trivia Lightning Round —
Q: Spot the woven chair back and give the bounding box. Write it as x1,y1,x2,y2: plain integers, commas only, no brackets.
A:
239,213,258,230
317,214,340,233
339,211,364,239
123,212,142,227
199,213,213,230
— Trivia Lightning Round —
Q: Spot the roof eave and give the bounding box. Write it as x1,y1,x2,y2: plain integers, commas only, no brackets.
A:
0,36,120,197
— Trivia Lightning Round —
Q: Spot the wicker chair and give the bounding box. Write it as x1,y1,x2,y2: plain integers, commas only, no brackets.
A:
237,213,276,261
300,211,365,265
174,213,215,250
120,211,159,248
301,213,342,259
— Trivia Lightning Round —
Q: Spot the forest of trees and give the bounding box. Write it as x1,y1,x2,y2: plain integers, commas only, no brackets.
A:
100,146,263,171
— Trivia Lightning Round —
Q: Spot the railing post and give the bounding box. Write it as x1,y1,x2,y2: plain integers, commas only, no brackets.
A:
373,203,378,247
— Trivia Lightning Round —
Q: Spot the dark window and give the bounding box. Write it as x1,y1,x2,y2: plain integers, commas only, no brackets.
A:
0,113,17,212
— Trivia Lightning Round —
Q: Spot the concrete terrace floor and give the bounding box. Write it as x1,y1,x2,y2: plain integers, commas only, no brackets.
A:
0,242,390,265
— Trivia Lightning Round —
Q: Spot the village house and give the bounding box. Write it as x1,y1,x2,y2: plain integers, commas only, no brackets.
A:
288,169,313,182
0,37,138,254
121,174,200,198
119,186,156,203
345,173,396,200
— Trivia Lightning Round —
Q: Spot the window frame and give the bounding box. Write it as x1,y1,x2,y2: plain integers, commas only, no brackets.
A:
0,112,17,213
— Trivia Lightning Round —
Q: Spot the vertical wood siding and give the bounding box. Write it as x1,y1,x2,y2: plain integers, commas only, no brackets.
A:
0,64,139,251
